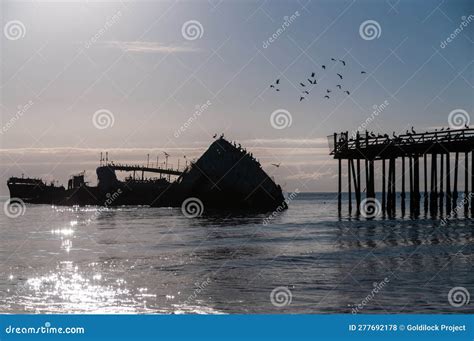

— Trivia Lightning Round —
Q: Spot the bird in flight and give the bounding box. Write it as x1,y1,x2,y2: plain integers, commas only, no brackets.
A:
336,84,342,89
300,96,305,101
269,79,280,91
271,163,281,168
300,82,306,87
331,58,336,61
344,90,350,95
337,73,343,79
326,89,332,93
361,71,367,74
303,91,309,95
212,133,217,138
324,95,330,99
311,72,315,78
339,59,346,66
322,65,326,69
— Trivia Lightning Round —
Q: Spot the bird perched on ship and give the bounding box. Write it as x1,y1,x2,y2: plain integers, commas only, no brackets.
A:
271,163,281,168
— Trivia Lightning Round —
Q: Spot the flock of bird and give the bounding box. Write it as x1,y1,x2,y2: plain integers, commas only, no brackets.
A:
269,57,367,101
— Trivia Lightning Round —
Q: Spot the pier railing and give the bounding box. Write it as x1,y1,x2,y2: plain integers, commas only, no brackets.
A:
329,128,474,157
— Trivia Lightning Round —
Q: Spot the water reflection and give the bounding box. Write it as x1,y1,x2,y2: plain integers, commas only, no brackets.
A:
8,261,154,314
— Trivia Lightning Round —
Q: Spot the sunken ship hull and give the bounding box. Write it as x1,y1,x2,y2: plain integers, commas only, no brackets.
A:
7,139,287,212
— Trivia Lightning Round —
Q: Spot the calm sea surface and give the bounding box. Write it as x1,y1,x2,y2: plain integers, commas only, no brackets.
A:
0,193,472,314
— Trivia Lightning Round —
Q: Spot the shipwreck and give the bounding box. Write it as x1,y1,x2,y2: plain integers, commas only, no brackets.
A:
7,138,287,212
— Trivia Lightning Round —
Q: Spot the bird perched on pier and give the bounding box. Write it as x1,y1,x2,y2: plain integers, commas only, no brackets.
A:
370,132,376,138
411,127,416,134
465,124,469,129
271,163,281,168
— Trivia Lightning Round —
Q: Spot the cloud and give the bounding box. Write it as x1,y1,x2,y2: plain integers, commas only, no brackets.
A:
102,41,200,53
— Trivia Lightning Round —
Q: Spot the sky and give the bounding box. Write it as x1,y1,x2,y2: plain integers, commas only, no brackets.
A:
1,0,473,195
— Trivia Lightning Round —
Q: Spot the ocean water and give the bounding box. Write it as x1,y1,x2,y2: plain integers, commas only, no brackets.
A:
0,193,472,314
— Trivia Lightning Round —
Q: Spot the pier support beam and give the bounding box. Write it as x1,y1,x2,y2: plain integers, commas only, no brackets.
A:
413,155,420,216
382,159,386,214
439,154,444,215
338,158,342,215
356,159,361,215
401,157,406,216
453,152,459,211
464,152,469,215
348,159,352,215
446,153,452,213
424,154,428,214
409,156,414,216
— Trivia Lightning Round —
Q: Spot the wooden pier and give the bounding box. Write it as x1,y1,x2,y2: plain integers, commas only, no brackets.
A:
329,128,474,217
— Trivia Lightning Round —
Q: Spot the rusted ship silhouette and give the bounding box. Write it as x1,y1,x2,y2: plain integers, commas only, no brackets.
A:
7,138,287,211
